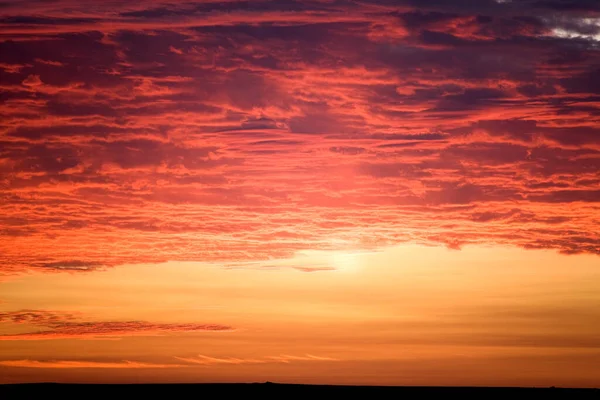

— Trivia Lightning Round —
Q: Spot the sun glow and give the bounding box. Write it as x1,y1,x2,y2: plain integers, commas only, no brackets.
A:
328,251,363,273
283,248,369,273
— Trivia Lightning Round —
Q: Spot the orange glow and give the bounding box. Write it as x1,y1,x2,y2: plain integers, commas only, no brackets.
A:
1,245,599,386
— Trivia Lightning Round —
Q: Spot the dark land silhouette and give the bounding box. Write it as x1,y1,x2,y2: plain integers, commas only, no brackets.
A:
1,383,599,398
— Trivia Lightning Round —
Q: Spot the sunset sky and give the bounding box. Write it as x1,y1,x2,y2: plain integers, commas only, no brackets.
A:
1,0,599,387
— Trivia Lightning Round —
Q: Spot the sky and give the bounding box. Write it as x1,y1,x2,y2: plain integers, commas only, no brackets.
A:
0,0,599,387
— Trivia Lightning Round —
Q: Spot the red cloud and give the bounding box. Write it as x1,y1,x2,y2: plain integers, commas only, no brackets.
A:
0,0,598,275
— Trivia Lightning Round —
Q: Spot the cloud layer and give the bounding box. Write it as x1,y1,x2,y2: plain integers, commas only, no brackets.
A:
0,310,232,340
0,354,337,370
1,0,599,273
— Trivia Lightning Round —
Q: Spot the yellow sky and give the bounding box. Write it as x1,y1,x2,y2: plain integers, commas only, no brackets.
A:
1,244,599,387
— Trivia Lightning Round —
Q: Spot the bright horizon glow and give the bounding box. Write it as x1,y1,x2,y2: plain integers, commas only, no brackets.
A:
1,244,599,387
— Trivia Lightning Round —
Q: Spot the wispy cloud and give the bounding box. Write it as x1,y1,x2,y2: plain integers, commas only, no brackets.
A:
266,354,339,363
0,310,233,340
175,354,338,365
0,360,183,369
174,355,266,365
1,354,337,369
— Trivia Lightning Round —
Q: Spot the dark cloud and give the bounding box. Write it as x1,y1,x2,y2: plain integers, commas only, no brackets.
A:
0,309,233,340
433,88,508,111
